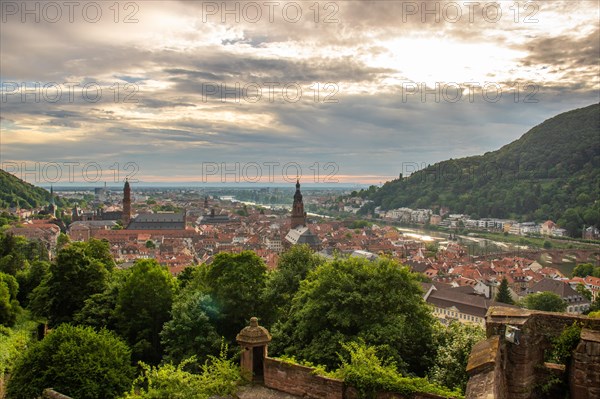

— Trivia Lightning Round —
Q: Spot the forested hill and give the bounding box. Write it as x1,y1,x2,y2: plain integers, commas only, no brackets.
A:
359,103,600,235
0,169,61,209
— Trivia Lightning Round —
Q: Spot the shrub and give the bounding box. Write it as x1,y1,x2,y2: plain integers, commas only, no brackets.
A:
547,322,581,365
334,341,462,399
6,324,134,399
0,318,36,377
122,343,243,399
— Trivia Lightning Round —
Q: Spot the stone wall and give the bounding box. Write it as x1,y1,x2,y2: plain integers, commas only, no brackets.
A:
464,336,506,399
570,329,600,399
42,389,73,399
263,357,344,399
465,307,600,399
264,358,457,399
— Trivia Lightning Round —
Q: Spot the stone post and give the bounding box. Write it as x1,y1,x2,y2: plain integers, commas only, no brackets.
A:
236,317,272,381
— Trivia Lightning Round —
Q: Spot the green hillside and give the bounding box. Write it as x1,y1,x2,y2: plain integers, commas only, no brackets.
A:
0,169,62,209
359,103,600,236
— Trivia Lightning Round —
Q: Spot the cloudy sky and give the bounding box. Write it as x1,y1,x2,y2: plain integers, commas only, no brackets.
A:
1,0,598,185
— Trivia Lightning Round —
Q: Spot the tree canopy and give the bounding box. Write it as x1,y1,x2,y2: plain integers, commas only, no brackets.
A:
202,251,267,340
6,324,134,399
271,256,436,375
160,290,221,367
522,291,567,312
0,272,20,326
30,242,111,326
262,244,325,324
115,259,177,364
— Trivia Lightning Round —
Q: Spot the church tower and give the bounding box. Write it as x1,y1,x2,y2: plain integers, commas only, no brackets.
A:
48,185,57,218
290,179,307,229
122,179,131,226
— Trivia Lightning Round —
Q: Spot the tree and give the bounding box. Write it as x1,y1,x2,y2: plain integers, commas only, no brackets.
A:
575,283,592,301
115,259,176,364
263,245,324,324
429,322,485,393
202,251,267,340
572,263,600,278
522,292,567,312
271,257,437,375
76,239,116,271
160,290,221,367
6,324,134,399
74,268,131,331
0,272,20,326
15,260,49,307
495,277,514,305
29,244,109,326
56,233,70,251
176,265,201,290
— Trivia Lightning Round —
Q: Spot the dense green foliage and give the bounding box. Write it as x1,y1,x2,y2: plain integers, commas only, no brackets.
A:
271,256,436,375
334,341,461,399
0,169,66,210
521,292,567,312
160,290,221,367
115,259,177,364
0,272,20,326
203,251,267,340
0,232,49,276
30,241,112,326
495,277,514,305
546,322,581,365
6,324,134,399
359,104,600,232
429,322,486,393
262,244,325,324
0,318,36,377
74,269,130,331
15,260,49,307
572,263,600,278
121,346,242,399
0,241,488,397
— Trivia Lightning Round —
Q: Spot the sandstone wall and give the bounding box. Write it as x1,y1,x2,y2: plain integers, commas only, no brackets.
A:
466,307,600,399
263,357,344,399
570,329,600,399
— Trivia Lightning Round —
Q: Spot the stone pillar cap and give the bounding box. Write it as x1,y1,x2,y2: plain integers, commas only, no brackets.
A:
236,317,272,346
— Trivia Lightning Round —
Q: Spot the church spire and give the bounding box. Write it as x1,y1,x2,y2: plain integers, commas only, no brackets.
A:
122,179,131,226
290,179,306,229
49,185,56,218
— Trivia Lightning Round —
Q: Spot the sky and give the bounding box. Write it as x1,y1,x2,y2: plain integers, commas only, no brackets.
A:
1,0,598,185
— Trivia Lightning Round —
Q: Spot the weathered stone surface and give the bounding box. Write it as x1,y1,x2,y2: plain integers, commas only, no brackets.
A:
467,310,600,399
467,336,500,376
570,330,600,399
42,389,73,399
263,357,344,399
237,317,272,346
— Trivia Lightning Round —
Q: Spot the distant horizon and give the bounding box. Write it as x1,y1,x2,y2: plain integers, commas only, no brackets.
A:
36,181,371,190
